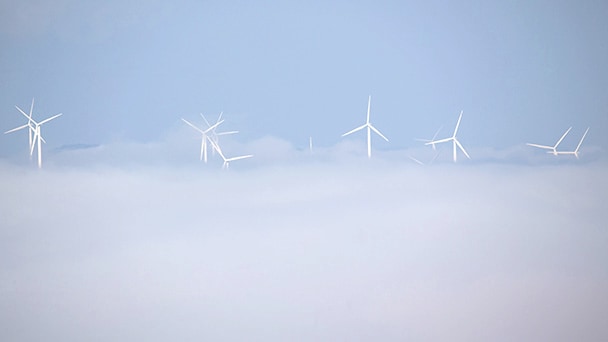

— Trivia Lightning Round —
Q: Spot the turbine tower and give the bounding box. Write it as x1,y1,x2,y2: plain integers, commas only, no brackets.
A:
425,110,470,162
31,114,62,168
309,136,313,154
341,95,389,158
526,127,571,156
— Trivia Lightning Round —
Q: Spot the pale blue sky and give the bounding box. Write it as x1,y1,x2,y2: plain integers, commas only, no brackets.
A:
1,0,607,159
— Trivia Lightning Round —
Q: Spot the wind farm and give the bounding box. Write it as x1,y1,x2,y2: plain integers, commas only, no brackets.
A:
2,96,596,168
1,3,607,342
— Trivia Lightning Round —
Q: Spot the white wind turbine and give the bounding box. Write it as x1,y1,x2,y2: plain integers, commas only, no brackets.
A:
408,127,443,165
4,98,36,155
12,105,62,168
408,150,441,166
416,126,442,151
553,127,589,159
425,110,470,162
207,137,252,169
526,127,571,156
182,117,224,163
202,112,238,156
341,95,389,158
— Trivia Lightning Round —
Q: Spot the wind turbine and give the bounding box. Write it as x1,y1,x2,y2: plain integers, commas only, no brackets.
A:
182,117,224,162
416,126,442,151
409,150,441,166
4,98,36,154
207,137,252,169
341,95,389,158
526,127,571,156
424,110,470,162
12,105,62,168
202,112,238,157
553,127,589,159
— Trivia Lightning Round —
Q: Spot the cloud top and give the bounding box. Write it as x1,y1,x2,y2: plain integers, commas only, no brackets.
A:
0,158,607,341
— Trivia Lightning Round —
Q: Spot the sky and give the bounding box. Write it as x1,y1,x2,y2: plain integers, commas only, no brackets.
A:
1,0,607,160
1,1,608,341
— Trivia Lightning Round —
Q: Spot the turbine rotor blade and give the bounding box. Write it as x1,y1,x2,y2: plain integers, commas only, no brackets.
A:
4,124,29,134
182,118,205,134
203,119,224,133
432,126,442,140
15,105,36,123
226,155,253,162
341,124,367,137
216,130,239,136
408,156,424,165
425,137,452,145
554,127,572,148
207,135,225,159
199,113,213,129
369,125,389,141
430,150,441,164
366,96,371,124
455,139,471,159
38,113,62,125
526,143,553,150
575,127,589,152
29,98,35,117
453,110,463,137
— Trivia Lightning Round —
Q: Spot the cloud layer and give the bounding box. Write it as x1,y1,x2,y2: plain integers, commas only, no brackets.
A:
1,160,607,341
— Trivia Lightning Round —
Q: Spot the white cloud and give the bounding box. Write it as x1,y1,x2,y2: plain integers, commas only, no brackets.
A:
0,158,607,341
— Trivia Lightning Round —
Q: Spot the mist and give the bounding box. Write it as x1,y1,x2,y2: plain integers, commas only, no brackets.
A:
1,158,607,341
